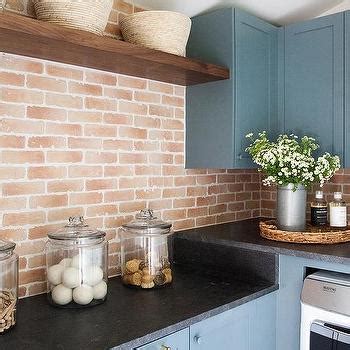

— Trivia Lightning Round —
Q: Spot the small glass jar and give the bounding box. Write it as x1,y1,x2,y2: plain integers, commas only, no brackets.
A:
0,239,18,334
120,209,173,289
46,217,108,308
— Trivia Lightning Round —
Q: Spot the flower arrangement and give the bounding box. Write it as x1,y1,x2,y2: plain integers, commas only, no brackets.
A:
245,132,341,188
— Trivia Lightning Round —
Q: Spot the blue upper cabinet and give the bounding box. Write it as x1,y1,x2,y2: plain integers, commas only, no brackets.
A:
281,13,344,162
186,8,278,169
345,12,350,166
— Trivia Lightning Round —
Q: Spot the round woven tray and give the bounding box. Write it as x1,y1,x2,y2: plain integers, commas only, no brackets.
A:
260,220,350,244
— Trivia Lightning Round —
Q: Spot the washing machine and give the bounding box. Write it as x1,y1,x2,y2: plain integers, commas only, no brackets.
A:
300,271,350,349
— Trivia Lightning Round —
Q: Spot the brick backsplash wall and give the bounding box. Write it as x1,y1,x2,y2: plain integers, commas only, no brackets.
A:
261,170,350,221
0,52,262,297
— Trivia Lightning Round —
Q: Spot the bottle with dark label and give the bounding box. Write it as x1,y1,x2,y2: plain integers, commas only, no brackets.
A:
311,191,328,226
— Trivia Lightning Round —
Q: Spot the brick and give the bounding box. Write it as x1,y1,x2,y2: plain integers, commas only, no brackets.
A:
86,205,117,217
47,151,82,163
3,211,45,226
28,223,61,239
118,76,146,89
188,207,208,217
68,137,102,149
104,87,132,100
28,166,66,179
68,110,103,123
135,165,161,176
28,136,66,149
15,240,46,256
48,207,84,222
149,130,173,141
149,153,173,164
187,187,207,197
0,55,43,73
174,86,185,97
28,255,46,268
84,124,117,137
2,150,44,164
104,165,133,177
218,174,236,183
86,151,118,164
163,209,186,220
86,179,117,191
162,119,183,130
162,95,184,107
148,81,173,94
46,122,82,136
136,189,161,199
0,88,43,104
119,153,147,164
161,142,184,153
149,177,173,188
70,192,103,205
119,126,147,139
236,192,252,201
174,176,196,186
85,71,117,86
68,82,102,96
104,190,134,202
119,177,147,189
217,193,236,203
0,102,25,118
162,188,186,198
27,75,66,92
217,213,236,223
27,106,66,121
173,219,195,231
46,64,83,80
3,181,44,196
69,165,103,178
103,139,133,151
236,210,252,220
148,199,172,211
85,97,118,111
119,201,147,213
46,93,83,109
0,71,25,86
103,113,132,125
209,204,227,215
149,105,173,118
0,135,25,148
173,198,195,208
47,180,83,193
163,165,185,176
197,175,217,185
134,141,159,152
19,268,46,284
134,116,161,129
196,216,216,227
0,197,26,210
197,196,216,206
174,108,185,119
0,118,43,134
134,91,161,103
30,194,68,209
119,101,147,115
208,184,228,195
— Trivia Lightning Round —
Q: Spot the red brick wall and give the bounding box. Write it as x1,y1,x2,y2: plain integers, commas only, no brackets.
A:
0,51,263,297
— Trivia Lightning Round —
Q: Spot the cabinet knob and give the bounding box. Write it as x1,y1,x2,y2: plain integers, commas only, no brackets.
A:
238,153,243,160
161,346,171,350
194,336,202,344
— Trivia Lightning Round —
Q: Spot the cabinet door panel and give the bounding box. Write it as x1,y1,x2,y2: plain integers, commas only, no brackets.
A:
136,328,189,350
234,10,278,168
345,11,350,166
283,14,344,161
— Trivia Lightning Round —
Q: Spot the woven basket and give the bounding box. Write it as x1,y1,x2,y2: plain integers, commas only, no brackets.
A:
120,11,192,56
260,220,350,244
33,0,113,36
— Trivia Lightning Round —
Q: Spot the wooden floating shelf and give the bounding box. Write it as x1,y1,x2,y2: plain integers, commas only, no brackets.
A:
0,12,230,86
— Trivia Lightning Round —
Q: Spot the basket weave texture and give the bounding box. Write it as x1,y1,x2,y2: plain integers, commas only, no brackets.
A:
120,11,192,56
33,0,113,35
260,220,350,244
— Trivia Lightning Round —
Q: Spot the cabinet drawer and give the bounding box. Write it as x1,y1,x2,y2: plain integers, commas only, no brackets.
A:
135,328,189,350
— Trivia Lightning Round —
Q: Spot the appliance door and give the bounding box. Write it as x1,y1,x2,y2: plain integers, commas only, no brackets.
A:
310,322,350,350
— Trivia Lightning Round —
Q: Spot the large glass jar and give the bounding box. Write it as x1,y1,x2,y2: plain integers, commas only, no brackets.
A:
120,209,173,289
0,239,18,334
46,217,108,308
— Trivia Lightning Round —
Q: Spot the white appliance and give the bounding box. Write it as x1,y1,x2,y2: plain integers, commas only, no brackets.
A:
300,271,350,349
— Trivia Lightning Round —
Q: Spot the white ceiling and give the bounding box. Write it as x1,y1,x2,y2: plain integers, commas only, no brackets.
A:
132,0,345,25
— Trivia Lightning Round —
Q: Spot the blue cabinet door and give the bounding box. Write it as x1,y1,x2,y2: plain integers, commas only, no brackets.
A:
190,292,277,350
136,328,189,350
345,11,350,166
282,13,344,161
186,8,278,169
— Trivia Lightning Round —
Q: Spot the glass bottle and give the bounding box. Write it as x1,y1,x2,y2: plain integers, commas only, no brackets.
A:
310,191,328,226
329,192,347,228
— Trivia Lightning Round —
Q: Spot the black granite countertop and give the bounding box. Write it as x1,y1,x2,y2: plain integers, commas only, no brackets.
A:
176,218,350,264
0,265,277,350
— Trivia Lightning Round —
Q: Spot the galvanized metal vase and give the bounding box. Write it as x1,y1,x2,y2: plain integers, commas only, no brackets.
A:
277,184,307,231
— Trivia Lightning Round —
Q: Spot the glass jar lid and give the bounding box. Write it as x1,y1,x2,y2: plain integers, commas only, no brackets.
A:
48,216,106,241
0,239,15,254
122,209,172,235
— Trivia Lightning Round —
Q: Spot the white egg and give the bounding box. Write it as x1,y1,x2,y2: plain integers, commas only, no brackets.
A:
62,267,81,289
93,280,107,300
82,265,103,286
59,258,72,267
51,284,72,305
47,264,65,286
73,285,93,305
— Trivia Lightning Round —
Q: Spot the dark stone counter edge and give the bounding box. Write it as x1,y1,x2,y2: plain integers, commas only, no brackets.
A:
115,284,278,350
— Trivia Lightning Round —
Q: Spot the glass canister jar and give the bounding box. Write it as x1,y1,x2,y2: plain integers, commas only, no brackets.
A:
120,209,173,289
46,217,108,308
0,239,18,334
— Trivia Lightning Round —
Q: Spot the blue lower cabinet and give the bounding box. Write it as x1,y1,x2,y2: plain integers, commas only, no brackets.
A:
190,293,276,350
135,328,189,350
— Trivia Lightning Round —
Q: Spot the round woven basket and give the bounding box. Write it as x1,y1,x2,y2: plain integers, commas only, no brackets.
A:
260,220,350,244
120,11,192,56
33,0,113,36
